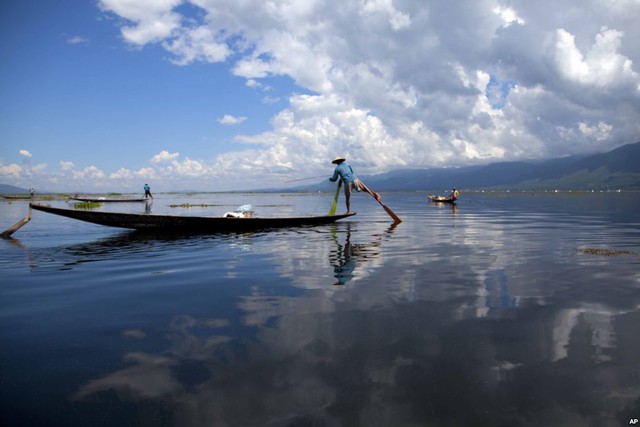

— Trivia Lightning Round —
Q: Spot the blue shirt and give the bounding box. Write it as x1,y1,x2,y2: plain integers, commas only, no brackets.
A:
330,162,357,184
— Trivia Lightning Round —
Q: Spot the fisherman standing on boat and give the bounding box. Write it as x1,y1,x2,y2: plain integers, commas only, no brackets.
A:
143,183,153,199
330,156,381,213
448,188,459,202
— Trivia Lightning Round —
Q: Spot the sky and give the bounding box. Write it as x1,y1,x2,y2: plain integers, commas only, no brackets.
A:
1,0,639,193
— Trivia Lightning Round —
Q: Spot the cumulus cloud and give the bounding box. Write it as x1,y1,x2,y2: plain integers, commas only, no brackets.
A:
150,150,180,163
94,0,639,184
579,122,613,141
162,26,231,65
170,157,211,177
136,167,157,179
218,115,247,126
19,150,32,158
72,165,105,180
553,27,638,88
98,0,183,45
0,163,22,178
109,167,134,179
493,6,525,27
60,161,74,171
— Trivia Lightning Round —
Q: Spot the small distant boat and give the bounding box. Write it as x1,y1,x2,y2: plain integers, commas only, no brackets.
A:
30,203,356,233
427,195,456,204
1,195,33,200
69,196,148,203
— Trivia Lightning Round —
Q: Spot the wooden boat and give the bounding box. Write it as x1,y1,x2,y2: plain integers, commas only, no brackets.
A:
30,203,356,232
69,196,148,203
427,195,456,204
2,195,33,200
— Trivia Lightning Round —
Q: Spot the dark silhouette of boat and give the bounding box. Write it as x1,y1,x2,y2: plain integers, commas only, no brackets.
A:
30,203,355,232
1,195,33,200
69,196,147,203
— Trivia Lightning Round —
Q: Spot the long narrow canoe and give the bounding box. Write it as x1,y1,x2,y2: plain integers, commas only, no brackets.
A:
2,195,33,200
69,196,148,203
30,203,356,232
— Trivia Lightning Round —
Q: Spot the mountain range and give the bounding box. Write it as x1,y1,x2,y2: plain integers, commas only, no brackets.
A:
294,141,640,192
0,183,32,194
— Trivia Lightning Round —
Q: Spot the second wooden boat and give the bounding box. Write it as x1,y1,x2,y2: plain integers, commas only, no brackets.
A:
69,196,148,203
427,195,456,204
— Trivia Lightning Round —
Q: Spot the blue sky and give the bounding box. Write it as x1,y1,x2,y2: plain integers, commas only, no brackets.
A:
1,0,639,192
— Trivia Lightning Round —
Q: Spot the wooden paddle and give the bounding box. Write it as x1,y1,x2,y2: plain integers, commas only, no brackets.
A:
1,207,31,238
329,180,342,215
359,182,402,223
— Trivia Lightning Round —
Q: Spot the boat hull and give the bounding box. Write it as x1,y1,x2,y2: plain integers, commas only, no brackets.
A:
2,195,33,200
427,195,456,204
70,197,147,203
30,203,356,232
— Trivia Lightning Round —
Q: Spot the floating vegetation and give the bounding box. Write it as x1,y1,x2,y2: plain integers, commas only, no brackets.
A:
576,248,639,257
74,201,102,209
169,203,222,208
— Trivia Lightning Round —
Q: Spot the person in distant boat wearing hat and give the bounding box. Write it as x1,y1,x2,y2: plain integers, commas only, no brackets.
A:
143,183,153,199
330,156,381,213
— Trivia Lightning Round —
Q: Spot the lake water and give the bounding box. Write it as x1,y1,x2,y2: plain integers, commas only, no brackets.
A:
1,191,639,427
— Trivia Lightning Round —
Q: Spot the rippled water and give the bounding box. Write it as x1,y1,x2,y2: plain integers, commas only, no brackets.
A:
1,192,639,426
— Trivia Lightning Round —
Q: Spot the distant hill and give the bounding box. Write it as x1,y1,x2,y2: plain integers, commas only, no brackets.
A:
294,141,640,192
0,184,29,194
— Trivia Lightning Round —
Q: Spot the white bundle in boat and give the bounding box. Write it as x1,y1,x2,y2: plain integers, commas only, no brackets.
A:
223,204,254,218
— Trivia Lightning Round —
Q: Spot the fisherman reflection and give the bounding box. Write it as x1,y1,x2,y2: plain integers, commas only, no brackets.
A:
331,230,357,286
144,198,153,214
329,223,392,286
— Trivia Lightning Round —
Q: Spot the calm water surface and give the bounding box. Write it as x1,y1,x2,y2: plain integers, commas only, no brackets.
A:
1,192,639,426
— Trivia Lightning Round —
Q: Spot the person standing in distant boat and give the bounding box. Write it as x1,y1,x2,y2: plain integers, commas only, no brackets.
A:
329,156,381,213
143,183,153,199
29,188,35,197
448,188,459,201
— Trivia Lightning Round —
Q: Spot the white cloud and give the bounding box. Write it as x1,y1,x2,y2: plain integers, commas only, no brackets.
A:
246,79,261,89
60,161,74,171
109,167,134,179
579,122,613,141
170,157,211,177
31,163,47,173
98,0,183,45
19,150,32,158
72,165,106,180
163,26,231,65
218,115,247,126
66,35,90,45
136,167,157,179
0,163,22,178
262,96,280,105
554,27,638,87
493,6,525,27
150,150,180,163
